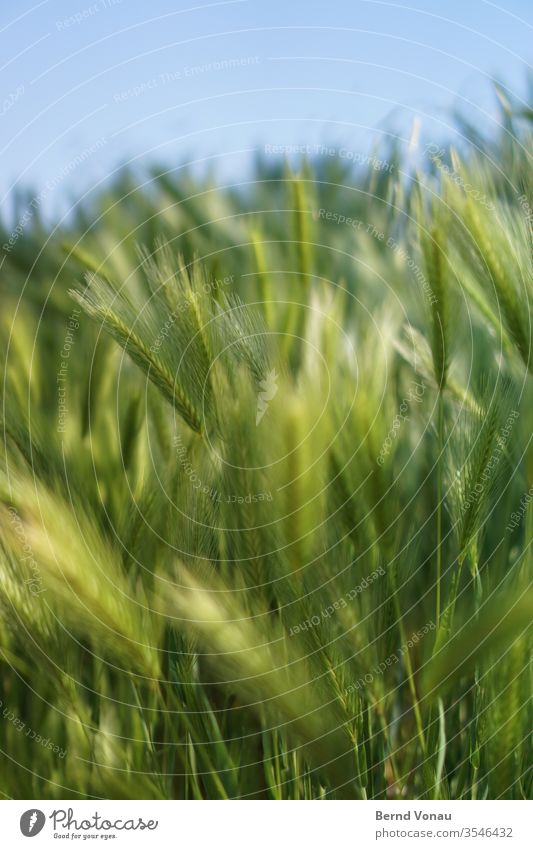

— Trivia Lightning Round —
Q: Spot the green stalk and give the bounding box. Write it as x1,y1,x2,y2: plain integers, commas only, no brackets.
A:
436,390,444,628
391,578,427,757
251,229,273,326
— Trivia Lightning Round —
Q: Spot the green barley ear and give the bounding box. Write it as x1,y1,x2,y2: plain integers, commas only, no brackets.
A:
271,378,331,572
140,245,271,396
394,325,479,412
422,585,532,697
485,635,529,799
451,179,532,372
448,386,516,565
0,531,59,664
0,468,161,679
70,273,208,435
213,289,272,387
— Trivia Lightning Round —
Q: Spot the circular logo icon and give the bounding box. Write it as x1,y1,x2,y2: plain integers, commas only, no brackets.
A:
20,810,46,837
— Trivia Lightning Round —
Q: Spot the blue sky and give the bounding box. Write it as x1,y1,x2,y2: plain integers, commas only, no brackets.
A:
1,0,531,217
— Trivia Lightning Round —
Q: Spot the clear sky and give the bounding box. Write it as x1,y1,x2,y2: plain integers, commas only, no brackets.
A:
1,0,531,218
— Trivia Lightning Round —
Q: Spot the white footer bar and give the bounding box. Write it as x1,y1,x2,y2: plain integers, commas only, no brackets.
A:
1,800,531,848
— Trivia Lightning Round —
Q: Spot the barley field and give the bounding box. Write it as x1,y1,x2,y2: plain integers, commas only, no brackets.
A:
0,87,531,800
